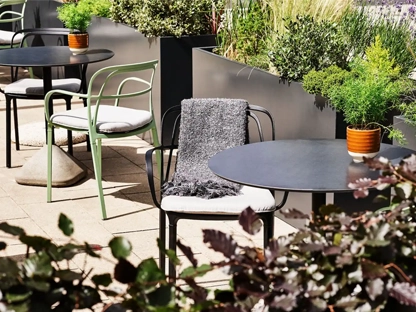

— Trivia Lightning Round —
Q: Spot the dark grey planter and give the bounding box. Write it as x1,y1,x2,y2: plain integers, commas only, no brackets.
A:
79,17,217,145
393,115,416,150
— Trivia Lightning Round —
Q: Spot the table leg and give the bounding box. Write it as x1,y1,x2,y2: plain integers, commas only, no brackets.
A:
5,97,11,168
15,66,87,187
312,193,326,215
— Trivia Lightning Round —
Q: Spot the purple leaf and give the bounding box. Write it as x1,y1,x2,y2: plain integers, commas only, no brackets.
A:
280,208,310,219
363,156,391,170
361,260,387,279
177,239,197,268
336,253,353,267
398,154,416,183
323,245,342,256
348,178,373,189
239,207,262,235
390,282,416,307
203,229,239,258
353,188,370,199
299,243,324,253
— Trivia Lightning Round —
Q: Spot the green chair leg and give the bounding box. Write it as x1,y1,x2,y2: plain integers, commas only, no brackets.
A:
90,138,107,219
47,124,53,203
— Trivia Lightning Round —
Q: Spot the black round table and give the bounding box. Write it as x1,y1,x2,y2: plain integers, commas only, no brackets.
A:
208,139,415,213
0,46,114,186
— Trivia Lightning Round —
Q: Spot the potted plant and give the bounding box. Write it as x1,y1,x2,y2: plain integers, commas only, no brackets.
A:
303,35,410,162
57,0,92,54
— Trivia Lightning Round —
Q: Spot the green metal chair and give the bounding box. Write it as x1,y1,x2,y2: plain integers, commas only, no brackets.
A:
44,60,160,220
0,0,26,49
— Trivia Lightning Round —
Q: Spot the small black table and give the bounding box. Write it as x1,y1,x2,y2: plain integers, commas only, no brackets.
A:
0,46,114,185
208,139,415,213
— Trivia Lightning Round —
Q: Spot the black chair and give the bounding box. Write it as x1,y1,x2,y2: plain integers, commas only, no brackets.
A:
1,28,86,168
145,101,289,279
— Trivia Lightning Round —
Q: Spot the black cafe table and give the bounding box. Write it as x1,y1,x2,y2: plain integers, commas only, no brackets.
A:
0,46,114,186
209,139,416,214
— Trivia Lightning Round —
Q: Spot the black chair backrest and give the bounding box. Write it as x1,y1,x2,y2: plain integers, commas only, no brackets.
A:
160,103,276,184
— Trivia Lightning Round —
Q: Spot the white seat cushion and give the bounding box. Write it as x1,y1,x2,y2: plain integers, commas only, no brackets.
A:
4,78,81,95
161,185,276,214
51,105,153,133
0,30,23,44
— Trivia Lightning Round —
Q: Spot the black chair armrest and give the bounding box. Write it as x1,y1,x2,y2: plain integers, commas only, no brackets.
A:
145,144,178,209
145,145,164,209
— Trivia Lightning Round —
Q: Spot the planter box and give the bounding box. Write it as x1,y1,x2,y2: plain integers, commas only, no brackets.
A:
393,115,416,150
192,49,389,228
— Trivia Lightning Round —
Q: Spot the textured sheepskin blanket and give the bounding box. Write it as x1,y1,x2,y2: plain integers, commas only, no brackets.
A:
162,98,248,198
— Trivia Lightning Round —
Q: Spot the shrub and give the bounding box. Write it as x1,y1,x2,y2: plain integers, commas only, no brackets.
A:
109,0,224,37
302,65,352,98
269,15,349,81
264,0,353,34
339,3,416,77
216,0,271,70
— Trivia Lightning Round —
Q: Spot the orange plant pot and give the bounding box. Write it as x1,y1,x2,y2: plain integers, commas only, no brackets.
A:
346,126,381,163
68,33,89,55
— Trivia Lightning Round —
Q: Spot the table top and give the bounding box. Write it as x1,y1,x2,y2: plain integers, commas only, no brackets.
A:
0,46,114,67
208,139,415,193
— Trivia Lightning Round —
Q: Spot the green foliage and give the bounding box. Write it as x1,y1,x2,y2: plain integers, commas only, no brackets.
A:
304,36,412,143
57,0,92,33
328,36,405,129
339,5,416,77
269,15,349,81
216,0,270,70
302,65,352,98
84,0,111,18
109,0,224,37
264,0,353,34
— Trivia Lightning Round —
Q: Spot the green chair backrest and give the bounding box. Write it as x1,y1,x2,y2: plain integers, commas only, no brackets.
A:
86,60,159,133
0,0,27,30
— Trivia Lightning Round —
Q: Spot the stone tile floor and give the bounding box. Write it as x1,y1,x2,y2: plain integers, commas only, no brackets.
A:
0,66,296,290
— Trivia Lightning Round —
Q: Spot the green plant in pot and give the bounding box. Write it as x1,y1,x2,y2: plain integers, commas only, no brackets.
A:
57,0,92,54
303,35,409,162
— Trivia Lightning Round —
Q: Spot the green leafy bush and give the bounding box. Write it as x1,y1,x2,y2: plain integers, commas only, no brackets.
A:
328,36,405,129
216,0,270,70
264,0,353,34
85,0,111,18
302,65,352,98
303,36,413,142
269,15,349,81
109,0,224,37
57,0,92,33
339,5,416,77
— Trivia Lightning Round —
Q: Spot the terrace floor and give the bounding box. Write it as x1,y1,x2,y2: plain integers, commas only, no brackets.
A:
0,66,297,290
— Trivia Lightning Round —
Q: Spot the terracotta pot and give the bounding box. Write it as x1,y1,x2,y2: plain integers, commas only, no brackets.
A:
346,126,381,163
68,33,89,55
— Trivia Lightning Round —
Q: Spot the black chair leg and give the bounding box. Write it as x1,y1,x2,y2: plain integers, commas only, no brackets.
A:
167,213,179,281
12,98,19,151
65,98,73,155
262,211,275,251
159,209,166,275
5,97,11,168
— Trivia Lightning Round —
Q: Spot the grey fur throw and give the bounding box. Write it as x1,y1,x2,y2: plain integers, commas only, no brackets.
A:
162,98,248,198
